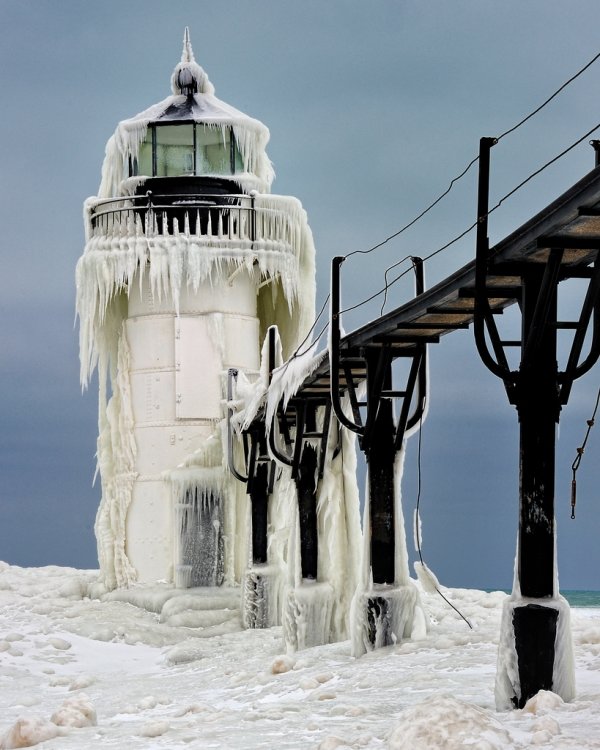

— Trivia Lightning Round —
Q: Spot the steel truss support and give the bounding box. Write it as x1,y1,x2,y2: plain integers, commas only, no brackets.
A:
474,137,600,708
265,328,334,582
330,256,427,644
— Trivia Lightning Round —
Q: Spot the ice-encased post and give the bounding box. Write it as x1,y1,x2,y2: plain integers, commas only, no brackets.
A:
243,458,271,630
473,138,577,708
365,363,398,645
366,358,395,586
517,268,558,600
250,462,269,566
513,265,560,706
296,442,319,580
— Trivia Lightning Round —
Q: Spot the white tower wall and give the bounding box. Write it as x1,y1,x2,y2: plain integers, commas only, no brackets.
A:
124,272,259,583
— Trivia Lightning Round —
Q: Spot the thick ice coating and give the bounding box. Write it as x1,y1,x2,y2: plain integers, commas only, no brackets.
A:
76,32,315,590
98,30,274,199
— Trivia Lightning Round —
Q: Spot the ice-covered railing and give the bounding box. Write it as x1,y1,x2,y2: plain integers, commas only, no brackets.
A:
85,192,305,253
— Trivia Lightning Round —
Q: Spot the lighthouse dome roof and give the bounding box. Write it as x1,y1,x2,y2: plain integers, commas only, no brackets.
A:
97,29,274,197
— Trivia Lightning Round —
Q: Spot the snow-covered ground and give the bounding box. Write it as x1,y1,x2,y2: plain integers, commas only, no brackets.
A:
1,562,599,749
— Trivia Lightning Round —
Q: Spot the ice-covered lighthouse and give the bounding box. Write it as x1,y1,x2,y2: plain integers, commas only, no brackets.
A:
76,30,315,591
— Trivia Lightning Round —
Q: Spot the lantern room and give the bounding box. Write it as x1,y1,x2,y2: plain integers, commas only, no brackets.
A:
128,122,244,179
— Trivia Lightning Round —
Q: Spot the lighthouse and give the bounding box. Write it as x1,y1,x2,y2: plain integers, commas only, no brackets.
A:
76,30,316,593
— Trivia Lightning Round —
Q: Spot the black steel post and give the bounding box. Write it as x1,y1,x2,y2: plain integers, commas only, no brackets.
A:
366,355,396,585
250,460,269,565
296,440,319,580
509,265,562,707
517,268,559,599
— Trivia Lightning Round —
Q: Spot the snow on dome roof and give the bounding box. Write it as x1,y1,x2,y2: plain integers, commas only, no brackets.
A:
97,28,274,197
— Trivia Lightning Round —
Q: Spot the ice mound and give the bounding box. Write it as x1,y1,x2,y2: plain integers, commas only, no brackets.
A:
0,718,62,749
387,695,511,749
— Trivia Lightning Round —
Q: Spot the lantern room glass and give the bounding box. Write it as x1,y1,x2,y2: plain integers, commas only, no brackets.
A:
130,124,244,178
197,126,229,175
156,125,195,177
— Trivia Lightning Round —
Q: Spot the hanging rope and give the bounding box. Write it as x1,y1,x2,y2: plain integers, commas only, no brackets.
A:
413,404,473,629
570,386,600,519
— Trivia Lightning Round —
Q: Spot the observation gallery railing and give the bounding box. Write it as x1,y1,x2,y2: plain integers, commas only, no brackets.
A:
86,192,300,248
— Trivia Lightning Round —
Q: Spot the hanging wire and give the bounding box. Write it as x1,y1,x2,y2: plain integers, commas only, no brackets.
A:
496,50,600,142
340,119,600,319
341,48,600,266
488,120,600,220
380,255,414,315
343,156,480,262
413,403,473,629
267,51,600,394
570,385,600,519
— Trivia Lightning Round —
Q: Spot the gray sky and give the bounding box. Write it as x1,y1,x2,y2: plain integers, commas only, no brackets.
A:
1,0,599,589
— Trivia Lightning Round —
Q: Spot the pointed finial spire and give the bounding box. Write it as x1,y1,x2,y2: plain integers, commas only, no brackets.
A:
181,26,194,63
171,27,214,96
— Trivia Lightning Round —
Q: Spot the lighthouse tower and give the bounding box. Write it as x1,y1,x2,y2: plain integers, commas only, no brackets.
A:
76,30,316,591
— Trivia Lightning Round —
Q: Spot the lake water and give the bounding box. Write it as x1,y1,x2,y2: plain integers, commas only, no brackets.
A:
486,589,600,607
563,590,600,607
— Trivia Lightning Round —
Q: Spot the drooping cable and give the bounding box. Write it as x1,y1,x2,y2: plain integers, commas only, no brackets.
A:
496,50,600,142
570,385,600,519
276,50,600,373
413,406,473,629
341,48,600,266
488,120,600,220
343,156,480,262
263,54,600,429
340,119,600,319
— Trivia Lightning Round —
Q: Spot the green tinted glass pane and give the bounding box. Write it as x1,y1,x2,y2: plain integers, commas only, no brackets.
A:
196,126,230,175
138,140,153,176
155,124,194,177
233,136,244,172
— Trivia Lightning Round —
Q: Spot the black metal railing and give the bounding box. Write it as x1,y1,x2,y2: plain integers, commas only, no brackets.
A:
88,192,251,239
86,192,300,251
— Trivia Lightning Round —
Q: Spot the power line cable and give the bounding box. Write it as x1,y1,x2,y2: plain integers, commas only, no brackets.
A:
489,120,600,220
413,404,473,629
343,156,480,262
496,50,600,142
341,119,600,319
269,52,600,391
341,49,600,266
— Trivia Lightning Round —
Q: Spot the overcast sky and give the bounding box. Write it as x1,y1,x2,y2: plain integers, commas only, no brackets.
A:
1,0,600,590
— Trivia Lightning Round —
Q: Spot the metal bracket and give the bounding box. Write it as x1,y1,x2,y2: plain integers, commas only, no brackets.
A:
559,258,600,403
227,367,276,493
330,255,428,455
473,137,600,403
473,137,517,400
266,326,332,479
